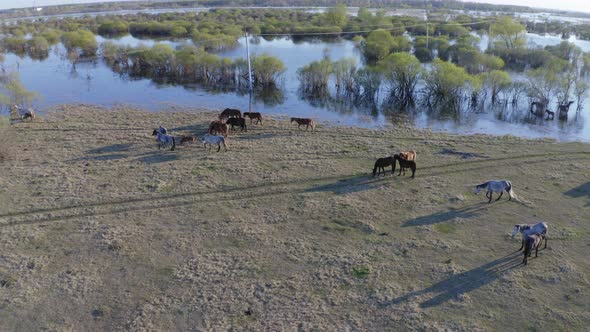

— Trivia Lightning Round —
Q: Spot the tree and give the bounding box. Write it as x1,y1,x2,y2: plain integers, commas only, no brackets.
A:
525,58,567,105
363,29,396,61
252,54,286,87
482,70,511,104
377,52,422,106
61,30,97,56
490,16,526,49
574,80,588,111
297,58,333,96
332,58,357,94
0,73,39,107
424,58,474,104
325,4,348,27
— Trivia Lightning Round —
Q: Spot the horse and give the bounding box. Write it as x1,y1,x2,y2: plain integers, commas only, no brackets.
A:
398,150,416,162
202,134,227,152
152,130,176,151
208,120,228,137
558,101,574,120
226,117,247,132
243,112,263,125
12,105,35,121
512,222,548,251
473,180,514,203
179,135,197,145
545,109,554,120
290,117,315,131
219,108,242,119
392,154,416,178
372,157,395,177
522,234,543,265
530,101,546,116
155,126,167,135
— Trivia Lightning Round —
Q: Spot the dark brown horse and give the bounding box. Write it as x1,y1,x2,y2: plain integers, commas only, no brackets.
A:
558,101,574,120
226,117,247,132
392,154,416,178
219,108,242,119
208,120,228,137
243,112,263,125
291,117,315,131
373,157,395,177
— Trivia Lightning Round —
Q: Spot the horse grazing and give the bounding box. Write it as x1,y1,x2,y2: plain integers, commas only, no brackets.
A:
12,105,35,121
208,120,228,137
473,180,514,203
179,135,197,145
219,108,242,119
392,154,416,178
243,112,263,125
522,234,543,265
226,117,247,132
512,222,548,251
558,101,574,120
201,134,227,152
155,126,167,135
373,157,395,177
291,117,316,131
152,130,176,151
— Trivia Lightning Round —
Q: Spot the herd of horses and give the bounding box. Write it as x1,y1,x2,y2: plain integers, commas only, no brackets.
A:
151,108,317,152
530,100,575,121
149,108,549,266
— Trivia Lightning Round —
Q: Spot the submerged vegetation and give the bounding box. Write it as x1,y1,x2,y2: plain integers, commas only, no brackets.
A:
1,4,589,113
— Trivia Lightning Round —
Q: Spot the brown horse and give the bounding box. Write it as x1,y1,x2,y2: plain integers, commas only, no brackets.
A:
226,117,247,132
399,150,416,162
291,117,315,131
373,157,395,177
243,112,263,125
219,108,242,119
392,154,416,178
208,120,228,137
179,135,197,145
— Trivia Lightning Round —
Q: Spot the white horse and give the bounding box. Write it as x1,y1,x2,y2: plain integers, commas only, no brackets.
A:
473,180,514,203
152,129,175,151
202,134,227,152
12,105,35,121
512,222,548,251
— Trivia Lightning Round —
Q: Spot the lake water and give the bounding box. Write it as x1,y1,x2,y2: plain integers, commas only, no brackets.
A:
2,33,590,142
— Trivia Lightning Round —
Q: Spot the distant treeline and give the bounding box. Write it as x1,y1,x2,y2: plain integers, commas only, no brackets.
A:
0,0,548,19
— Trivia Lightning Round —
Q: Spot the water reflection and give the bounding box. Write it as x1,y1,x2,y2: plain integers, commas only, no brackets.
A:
1,34,590,141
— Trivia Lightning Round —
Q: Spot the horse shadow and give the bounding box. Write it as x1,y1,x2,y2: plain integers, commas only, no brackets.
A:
235,133,277,140
382,252,523,309
135,151,179,164
564,182,590,206
402,202,501,227
305,175,385,195
86,143,134,154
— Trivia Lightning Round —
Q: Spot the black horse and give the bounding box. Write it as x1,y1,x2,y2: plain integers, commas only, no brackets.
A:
373,157,395,177
226,117,247,132
393,154,416,178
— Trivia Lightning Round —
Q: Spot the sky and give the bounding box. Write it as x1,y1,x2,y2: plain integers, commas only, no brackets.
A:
0,0,589,14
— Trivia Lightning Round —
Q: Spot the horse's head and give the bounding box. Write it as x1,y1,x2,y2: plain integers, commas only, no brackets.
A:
151,129,158,136
511,225,522,238
473,185,483,195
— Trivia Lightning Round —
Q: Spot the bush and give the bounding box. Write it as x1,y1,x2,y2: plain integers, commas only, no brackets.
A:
61,30,97,56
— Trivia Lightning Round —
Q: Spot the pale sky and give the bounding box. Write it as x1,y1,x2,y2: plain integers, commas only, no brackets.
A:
0,0,589,14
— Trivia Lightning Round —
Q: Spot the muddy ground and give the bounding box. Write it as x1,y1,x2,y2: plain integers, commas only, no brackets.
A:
1,104,589,331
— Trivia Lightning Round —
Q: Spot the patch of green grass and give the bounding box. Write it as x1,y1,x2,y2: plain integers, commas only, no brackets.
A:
0,116,9,127
434,223,456,234
352,266,370,279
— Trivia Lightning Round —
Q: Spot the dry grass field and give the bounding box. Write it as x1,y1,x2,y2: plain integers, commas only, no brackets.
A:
0,105,589,331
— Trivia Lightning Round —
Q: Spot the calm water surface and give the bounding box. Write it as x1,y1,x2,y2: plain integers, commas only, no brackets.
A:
2,33,590,142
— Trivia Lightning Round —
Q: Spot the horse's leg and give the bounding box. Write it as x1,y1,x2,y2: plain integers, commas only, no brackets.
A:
544,235,547,249
217,144,221,152
519,238,524,251
488,191,493,203
496,191,503,201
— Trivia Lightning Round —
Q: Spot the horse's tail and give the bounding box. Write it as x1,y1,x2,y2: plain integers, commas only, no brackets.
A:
171,136,176,151
506,181,514,198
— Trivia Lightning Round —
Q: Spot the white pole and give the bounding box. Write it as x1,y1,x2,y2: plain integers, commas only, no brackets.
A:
245,33,253,93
